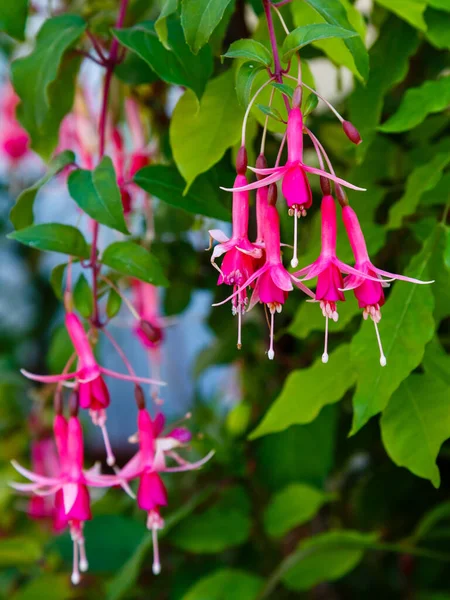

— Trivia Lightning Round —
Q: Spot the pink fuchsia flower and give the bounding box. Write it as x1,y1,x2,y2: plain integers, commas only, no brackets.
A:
132,280,165,350
209,174,262,348
0,82,30,164
21,311,165,465
341,204,433,366
214,189,315,360
11,414,120,585
119,408,213,575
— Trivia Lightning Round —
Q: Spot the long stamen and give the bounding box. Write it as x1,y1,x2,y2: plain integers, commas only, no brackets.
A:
241,76,276,147
71,538,80,585
291,206,299,268
268,309,275,360
152,526,161,575
100,422,116,466
322,316,329,363
78,538,89,572
373,320,387,367
305,127,335,175
237,307,242,350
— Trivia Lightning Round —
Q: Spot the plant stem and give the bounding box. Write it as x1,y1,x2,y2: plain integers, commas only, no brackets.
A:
263,0,290,113
90,0,130,327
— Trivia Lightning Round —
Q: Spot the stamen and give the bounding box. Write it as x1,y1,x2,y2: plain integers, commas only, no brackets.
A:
100,422,116,467
152,526,161,575
268,309,275,360
78,538,89,572
322,315,329,363
71,539,81,585
237,307,242,350
291,206,299,268
113,465,136,499
373,320,387,367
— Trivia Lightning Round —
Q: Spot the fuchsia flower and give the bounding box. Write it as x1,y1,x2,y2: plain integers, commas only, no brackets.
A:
0,82,30,164
11,414,120,584
132,280,165,350
342,205,432,366
119,408,213,575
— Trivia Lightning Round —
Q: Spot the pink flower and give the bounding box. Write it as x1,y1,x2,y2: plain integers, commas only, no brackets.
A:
132,280,165,350
0,82,30,164
341,205,432,366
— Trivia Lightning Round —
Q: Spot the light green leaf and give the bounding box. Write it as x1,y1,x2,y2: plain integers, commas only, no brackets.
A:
281,531,378,591
0,0,28,41
10,150,75,230
8,223,90,258
68,156,129,234
427,224,450,322
425,7,450,49
101,241,168,286
106,288,122,319
12,575,71,600
264,484,335,538
282,23,357,62
170,486,251,553
183,569,262,600
223,38,272,66
388,153,450,229
134,164,231,221
113,19,213,99
271,82,294,99
374,0,427,31
73,274,93,318
256,103,284,122
235,61,266,106
350,229,437,435
181,0,234,54
155,0,178,48
380,76,450,133
289,295,360,339
427,0,450,10
423,337,450,386
249,345,355,440
170,69,244,189
11,15,86,158
381,374,450,487
0,537,41,567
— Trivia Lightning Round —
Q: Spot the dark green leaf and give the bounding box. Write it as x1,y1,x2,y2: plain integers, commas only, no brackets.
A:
423,337,450,387
282,23,358,62
0,537,41,567
8,223,90,258
235,61,266,106
0,0,28,41
106,288,123,319
256,104,284,122
101,241,168,286
184,569,262,600
428,0,450,10
222,39,272,66
113,19,213,99
10,150,75,230
181,0,234,54
11,575,71,600
134,165,231,221
425,7,450,50
155,0,178,48
271,82,294,99
68,156,129,234
115,51,159,85
73,274,93,318
303,92,319,116
50,262,68,300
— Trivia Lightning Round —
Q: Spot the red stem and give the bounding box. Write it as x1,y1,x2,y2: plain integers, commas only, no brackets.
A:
263,0,290,113
90,0,130,327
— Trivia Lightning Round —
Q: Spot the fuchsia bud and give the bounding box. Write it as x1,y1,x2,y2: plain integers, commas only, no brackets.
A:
236,146,248,175
292,85,302,109
342,120,362,145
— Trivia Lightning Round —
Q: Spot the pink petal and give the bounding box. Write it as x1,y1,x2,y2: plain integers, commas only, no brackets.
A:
236,245,263,259
270,265,294,292
291,276,316,299
212,265,268,307
209,229,229,243
11,460,61,485
220,170,284,193
100,367,167,386
162,450,215,473
302,164,366,191
20,368,82,383
333,258,383,282
116,451,143,480
63,482,79,514
247,166,284,175
9,481,44,492
248,279,261,312
372,266,434,285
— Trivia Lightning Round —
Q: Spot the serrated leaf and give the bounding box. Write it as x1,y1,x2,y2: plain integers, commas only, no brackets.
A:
68,156,129,234
183,569,262,600
235,61,266,106
73,274,93,318
289,295,360,339
350,229,438,435
181,0,234,54
223,38,272,66
380,76,450,133
374,0,427,31
11,15,86,159
134,164,231,221
0,0,28,41
155,0,178,48
388,153,450,229
113,19,213,99
264,484,335,538
282,23,357,62
249,345,355,440
381,374,450,487
423,338,450,386
169,69,244,189
101,241,168,286
106,288,122,319
256,103,284,122
8,223,90,258
10,150,75,230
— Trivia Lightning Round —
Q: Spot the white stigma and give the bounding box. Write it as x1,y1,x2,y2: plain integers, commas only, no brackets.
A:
237,306,242,350
152,525,161,576
268,309,275,360
71,572,81,586
268,349,275,360
71,540,80,585
79,539,89,572
322,353,329,364
373,320,387,367
152,562,161,575
380,355,387,367
290,206,299,268
322,315,329,365
100,422,116,467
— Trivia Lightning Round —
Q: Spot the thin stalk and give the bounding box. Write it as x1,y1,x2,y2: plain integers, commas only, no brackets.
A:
263,0,290,113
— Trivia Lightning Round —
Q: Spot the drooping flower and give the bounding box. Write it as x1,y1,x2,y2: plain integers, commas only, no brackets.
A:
341,204,433,366
0,82,30,164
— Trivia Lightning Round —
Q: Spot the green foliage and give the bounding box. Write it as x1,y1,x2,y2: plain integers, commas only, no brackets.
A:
0,537,41,567
101,241,168,286
183,569,262,600
181,0,234,54
282,23,358,62
155,0,178,48
105,288,122,319
0,0,28,41
68,157,129,234
222,39,273,66
374,0,427,30
73,274,93,318
235,61,267,106
8,223,90,258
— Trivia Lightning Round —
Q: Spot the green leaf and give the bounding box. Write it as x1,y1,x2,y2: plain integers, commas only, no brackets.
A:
50,262,68,300
222,38,272,66
115,52,159,85
271,82,294,99
380,76,450,133
106,288,122,319
235,61,266,106
282,23,358,62
300,0,369,81
424,224,450,322
281,531,378,591
374,0,427,31
73,274,93,318
0,0,28,41
170,486,251,553
423,337,450,386
10,150,75,230
256,104,284,122
170,69,244,189
381,374,450,487
68,156,129,234
413,500,450,541
181,0,234,54
155,0,178,48
289,295,360,339
350,228,437,435
11,15,86,158
388,153,450,229
8,223,90,258
249,345,355,440
264,484,335,538
11,575,71,600
113,19,213,99
134,164,231,221
0,537,41,567
303,92,319,116
183,569,262,600
47,324,74,375
425,7,450,50
101,241,168,286
427,0,450,10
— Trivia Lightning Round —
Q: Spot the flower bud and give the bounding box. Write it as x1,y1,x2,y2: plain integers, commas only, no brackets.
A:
256,153,267,181
236,146,248,175
139,320,163,345
342,121,362,145
268,183,278,206
54,389,63,415
320,176,331,197
292,85,302,109
69,390,79,417
335,183,349,207
134,385,146,410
